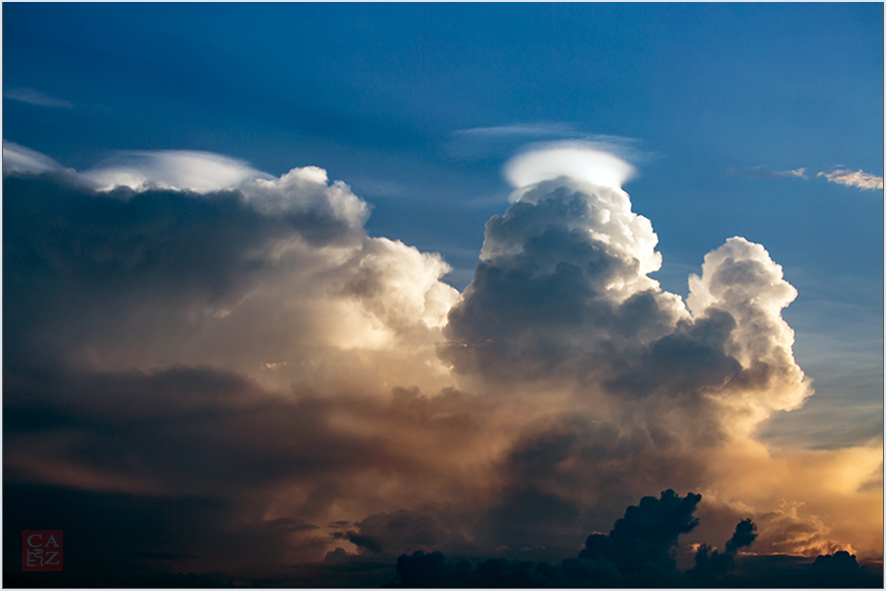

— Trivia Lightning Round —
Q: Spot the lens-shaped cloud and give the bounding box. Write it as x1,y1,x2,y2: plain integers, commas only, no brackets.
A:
504,141,636,194
80,150,272,193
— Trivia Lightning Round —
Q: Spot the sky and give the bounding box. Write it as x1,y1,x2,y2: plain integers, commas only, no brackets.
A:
2,3,883,587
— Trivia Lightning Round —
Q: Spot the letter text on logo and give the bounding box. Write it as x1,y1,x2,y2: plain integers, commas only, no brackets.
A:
22,530,63,572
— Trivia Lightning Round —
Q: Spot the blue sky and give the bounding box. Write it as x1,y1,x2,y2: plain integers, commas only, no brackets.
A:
6,2,881,446
3,3,883,586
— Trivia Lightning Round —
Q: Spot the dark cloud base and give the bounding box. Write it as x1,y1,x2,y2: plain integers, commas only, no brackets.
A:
3,482,396,588
387,490,881,588
388,552,883,588
4,486,881,588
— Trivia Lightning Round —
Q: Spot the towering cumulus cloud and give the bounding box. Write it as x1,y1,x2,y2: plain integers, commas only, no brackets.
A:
441,143,879,568
444,143,810,444
3,142,881,586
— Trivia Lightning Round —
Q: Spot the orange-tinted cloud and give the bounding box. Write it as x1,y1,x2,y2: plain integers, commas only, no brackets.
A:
3,144,881,585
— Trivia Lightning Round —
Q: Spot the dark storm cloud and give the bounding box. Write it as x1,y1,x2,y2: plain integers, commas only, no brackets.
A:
2,172,360,289
725,518,758,555
3,146,880,585
577,489,701,574
3,481,327,588
1,158,482,578
387,492,880,588
2,359,492,583
332,531,384,554
603,309,740,400
467,418,709,564
3,165,458,394
4,363,401,497
691,518,757,577
3,172,363,371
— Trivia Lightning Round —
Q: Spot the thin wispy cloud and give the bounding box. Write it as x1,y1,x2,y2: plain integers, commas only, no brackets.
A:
453,122,581,138
732,166,808,180
445,122,581,160
445,122,648,166
734,165,886,192
817,169,884,191
4,87,73,109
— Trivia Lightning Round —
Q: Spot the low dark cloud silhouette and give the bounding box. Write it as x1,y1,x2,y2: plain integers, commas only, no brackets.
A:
578,489,701,574
388,494,880,588
725,518,758,555
390,550,883,588
692,517,758,578
332,531,384,554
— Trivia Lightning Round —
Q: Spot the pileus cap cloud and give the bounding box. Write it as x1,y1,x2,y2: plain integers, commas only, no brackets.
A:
81,150,272,193
3,140,66,175
504,142,636,195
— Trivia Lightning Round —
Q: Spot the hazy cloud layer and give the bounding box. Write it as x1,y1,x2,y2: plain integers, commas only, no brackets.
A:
3,144,881,585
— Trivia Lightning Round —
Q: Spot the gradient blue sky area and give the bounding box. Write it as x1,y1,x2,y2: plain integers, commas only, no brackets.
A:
3,3,883,447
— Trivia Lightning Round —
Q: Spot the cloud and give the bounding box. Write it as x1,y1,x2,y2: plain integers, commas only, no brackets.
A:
733,166,808,180
440,144,875,563
80,150,273,193
817,168,884,190
3,158,458,398
3,142,278,196
445,123,583,160
725,518,758,554
2,144,881,585
692,518,758,576
387,490,709,588
732,165,886,191
504,140,637,192
578,489,702,574
444,147,810,440
4,87,73,108
387,497,879,588
2,140,67,175
445,124,644,165
454,123,581,138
